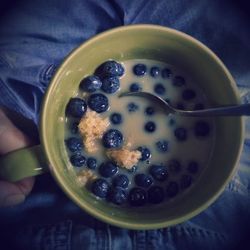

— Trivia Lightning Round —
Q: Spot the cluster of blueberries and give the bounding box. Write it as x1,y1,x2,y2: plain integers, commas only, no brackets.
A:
66,60,127,150
91,157,199,206
65,60,127,166
66,60,125,118
65,60,210,206
65,131,199,207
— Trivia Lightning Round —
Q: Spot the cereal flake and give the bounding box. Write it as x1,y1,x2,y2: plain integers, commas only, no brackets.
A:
106,148,141,169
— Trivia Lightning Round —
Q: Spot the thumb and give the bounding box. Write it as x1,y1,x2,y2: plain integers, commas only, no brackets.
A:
0,109,35,207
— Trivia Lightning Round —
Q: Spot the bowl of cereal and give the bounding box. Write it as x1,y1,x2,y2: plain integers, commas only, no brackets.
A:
1,25,243,229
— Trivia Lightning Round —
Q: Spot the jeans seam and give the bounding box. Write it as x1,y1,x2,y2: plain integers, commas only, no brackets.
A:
131,230,136,250
107,224,112,250
135,230,146,250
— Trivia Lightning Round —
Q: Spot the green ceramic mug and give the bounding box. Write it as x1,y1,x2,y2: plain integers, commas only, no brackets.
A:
0,25,244,229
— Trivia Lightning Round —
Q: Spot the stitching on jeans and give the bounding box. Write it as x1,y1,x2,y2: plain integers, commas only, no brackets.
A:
136,230,146,250
106,224,112,250
132,230,136,249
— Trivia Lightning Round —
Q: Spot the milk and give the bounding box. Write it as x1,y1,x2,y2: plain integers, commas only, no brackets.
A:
65,59,215,198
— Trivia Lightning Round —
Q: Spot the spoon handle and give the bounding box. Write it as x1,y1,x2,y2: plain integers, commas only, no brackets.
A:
119,91,250,117
180,103,250,117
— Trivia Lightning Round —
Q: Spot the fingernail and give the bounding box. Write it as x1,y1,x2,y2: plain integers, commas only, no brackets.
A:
2,194,25,207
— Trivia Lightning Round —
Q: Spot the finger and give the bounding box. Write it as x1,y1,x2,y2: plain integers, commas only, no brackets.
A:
0,108,35,207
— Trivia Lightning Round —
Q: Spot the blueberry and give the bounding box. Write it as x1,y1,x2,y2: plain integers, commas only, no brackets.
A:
176,103,185,110
70,154,86,167
144,121,156,133
133,64,147,76
128,187,147,206
145,106,155,116
66,98,87,118
99,161,118,177
70,122,79,134
65,137,83,153
110,112,123,125
180,174,193,189
127,102,139,112
154,83,166,95
87,157,97,169
166,182,179,198
130,83,142,92
108,187,128,205
174,127,187,141
113,174,129,188
127,165,138,173
137,146,151,161
88,93,109,113
91,178,110,198
149,165,168,182
187,161,199,174
101,76,120,94
79,75,102,93
162,68,172,78
168,159,182,173
194,121,210,137
156,140,168,152
102,129,123,148
135,174,153,188
95,60,124,78
194,103,204,110
173,76,185,87
148,186,164,204
182,89,196,100
150,66,160,77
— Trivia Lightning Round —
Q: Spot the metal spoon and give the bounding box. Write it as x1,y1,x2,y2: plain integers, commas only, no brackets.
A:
119,91,250,117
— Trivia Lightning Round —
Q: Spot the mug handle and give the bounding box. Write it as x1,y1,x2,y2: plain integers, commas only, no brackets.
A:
0,145,48,182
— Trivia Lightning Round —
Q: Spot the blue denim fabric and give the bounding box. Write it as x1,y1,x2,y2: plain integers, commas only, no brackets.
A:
0,0,250,249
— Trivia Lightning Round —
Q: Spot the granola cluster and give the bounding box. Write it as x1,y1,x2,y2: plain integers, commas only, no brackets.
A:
77,169,97,187
78,110,109,152
107,148,141,169
77,110,141,172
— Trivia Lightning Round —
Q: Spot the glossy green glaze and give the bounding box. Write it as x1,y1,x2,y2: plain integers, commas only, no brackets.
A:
0,25,244,229
0,145,47,182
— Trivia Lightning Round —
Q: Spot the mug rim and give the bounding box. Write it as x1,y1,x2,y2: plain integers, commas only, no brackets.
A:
40,24,244,229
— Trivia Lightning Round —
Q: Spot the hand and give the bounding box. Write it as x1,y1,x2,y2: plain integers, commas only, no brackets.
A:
0,109,35,207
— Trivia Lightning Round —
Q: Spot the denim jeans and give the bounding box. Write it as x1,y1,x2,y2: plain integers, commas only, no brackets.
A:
0,0,250,249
